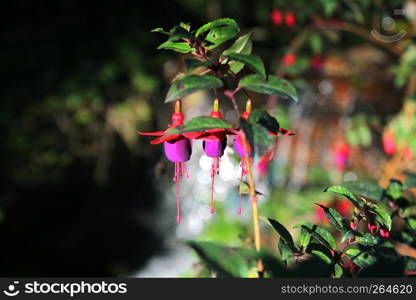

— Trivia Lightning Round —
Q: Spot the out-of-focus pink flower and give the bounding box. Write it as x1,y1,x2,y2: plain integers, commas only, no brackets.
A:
383,130,396,155
332,142,351,171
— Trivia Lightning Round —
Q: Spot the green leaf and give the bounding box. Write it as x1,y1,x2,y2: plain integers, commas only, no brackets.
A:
371,205,392,230
195,18,240,49
248,109,279,134
166,116,232,136
309,245,332,264
309,32,323,54
239,181,263,195
252,123,272,149
165,75,223,102
186,241,248,277
407,217,416,232
334,263,344,278
295,222,313,251
386,179,403,200
151,27,169,35
184,59,211,73
404,172,416,190
278,239,295,265
321,0,338,17
168,25,194,42
239,118,255,156
324,186,360,208
345,249,376,268
157,41,195,53
223,33,252,74
223,53,266,78
254,250,291,277
343,181,384,202
260,217,298,252
315,204,350,233
239,74,298,104
355,233,380,246
341,230,355,243
299,224,336,251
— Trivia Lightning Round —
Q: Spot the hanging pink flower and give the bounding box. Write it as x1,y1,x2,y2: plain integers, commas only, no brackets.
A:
332,142,351,171
191,99,236,214
139,100,197,224
383,130,396,156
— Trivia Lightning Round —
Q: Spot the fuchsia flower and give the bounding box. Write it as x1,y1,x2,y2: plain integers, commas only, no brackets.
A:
138,100,198,224
332,142,351,171
191,99,236,214
233,100,294,214
383,130,396,156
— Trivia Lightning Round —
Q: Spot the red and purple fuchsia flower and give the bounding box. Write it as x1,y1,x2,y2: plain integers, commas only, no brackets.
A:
233,99,294,214
191,99,236,214
139,99,196,224
139,97,295,222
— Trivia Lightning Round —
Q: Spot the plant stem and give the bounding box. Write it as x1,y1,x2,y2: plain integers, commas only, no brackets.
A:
242,132,264,276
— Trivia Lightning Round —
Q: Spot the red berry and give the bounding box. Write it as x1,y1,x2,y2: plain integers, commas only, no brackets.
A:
382,130,396,155
282,53,296,66
379,228,390,238
285,12,296,27
350,221,357,230
271,9,283,26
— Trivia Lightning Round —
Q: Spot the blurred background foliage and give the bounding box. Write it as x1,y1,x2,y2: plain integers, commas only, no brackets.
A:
1,0,415,277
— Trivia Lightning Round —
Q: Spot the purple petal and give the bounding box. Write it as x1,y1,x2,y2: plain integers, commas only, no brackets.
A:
203,139,226,158
164,139,192,162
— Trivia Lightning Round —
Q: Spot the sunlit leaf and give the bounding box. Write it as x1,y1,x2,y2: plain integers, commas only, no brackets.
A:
223,32,252,74
195,18,240,49
165,75,223,102
315,203,350,233
223,53,266,78
386,179,403,200
346,249,376,268
157,41,195,53
239,74,298,104
324,185,361,208
343,181,384,202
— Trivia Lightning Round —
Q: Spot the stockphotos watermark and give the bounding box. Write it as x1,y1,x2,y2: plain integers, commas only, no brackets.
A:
370,8,407,43
2,280,127,297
